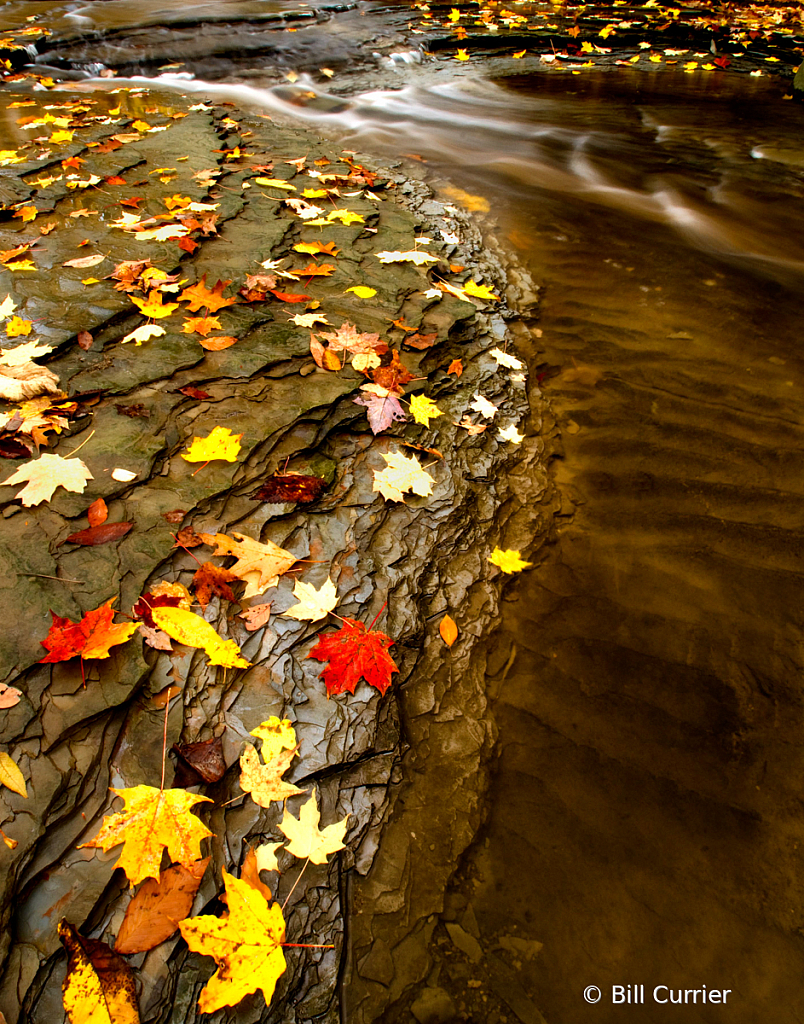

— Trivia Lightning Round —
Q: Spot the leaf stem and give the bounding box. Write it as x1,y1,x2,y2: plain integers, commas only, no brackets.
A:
368,600,387,631
282,855,310,912
160,692,170,791
65,428,96,457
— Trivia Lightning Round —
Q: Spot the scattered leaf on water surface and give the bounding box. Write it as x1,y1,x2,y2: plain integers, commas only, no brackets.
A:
79,785,213,887
115,858,210,955
152,606,250,669
59,920,140,1024
439,614,458,648
307,616,398,696
179,870,286,1014
488,547,533,574
278,788,349,863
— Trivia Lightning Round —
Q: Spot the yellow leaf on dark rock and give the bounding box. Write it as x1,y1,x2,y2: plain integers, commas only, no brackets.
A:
60,920,140,1024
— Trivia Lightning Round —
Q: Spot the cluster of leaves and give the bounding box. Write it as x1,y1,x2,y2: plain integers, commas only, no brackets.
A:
0,84,536,1022
413,0,802,77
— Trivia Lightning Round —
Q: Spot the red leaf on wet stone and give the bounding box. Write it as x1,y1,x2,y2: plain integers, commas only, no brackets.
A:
179,385,211,400
65,522,133,546
178,237,199,254
120,196,144,209
269,290,311,303
174,526,204,548
172,736,226,786
87,497,108,527
95,139,122,153
371,350,414,392
105,175,127,186
250,474,327,504
77,330,93,351
307,617,399,697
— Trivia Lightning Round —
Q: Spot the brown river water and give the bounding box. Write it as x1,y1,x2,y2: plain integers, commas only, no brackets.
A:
3,1,804,1017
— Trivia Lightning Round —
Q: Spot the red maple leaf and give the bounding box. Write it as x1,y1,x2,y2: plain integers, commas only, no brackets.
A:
306,617,398,696
40,599,138,685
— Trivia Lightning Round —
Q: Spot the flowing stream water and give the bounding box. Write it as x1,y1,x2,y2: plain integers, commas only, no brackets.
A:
4,3,804,1020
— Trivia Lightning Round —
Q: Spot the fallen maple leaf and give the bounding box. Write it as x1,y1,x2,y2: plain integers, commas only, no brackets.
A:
278,787,349,863
192,562,238,610
40,598,138,674
179,276,237,313
199,335,238,351
488,547,533,574
115,858,210,954
316,322,381,357
375,250,438,265
181,425,242,464
498,423,524,444
59,921,139,1024
198,531,296,598
5,316,32,337
307,616,398,696
354,385,407,435
269,289,310,303
471,393,498,418
241,845,275,901
409,393,443,428
490,346,524,370
240,737,304,807
182,316,222,336
152,606,250,668
463,279,499,301
283,577,338,623
129,291,180,319
179,870,286,1013
63,253,105,269
288,261,335,278
371,350,414,392
80,785,213,886
372,450,434,503
3,452,93,506
448,358,463,376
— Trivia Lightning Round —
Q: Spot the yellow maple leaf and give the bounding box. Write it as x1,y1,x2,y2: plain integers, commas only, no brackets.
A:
326,209,364,225
282,577,338,623
13,206,37,223
179,870,287,1013
5,260,36,272
463,279,499,301
250,716,297,759
240,743,304,807
129,291,180,318
182,315,222,336
456,49,470,60
278,788,348,864
372,450,434,503
180,425,242,463
1,453,92,506
59,921,139,1024
152,606,250,669
6,316,32,337
409,393,443,428
79,784,213,886
488,546,533,574
198,531,296,598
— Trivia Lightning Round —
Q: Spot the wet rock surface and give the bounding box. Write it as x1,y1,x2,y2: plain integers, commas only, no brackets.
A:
0,83,551,1024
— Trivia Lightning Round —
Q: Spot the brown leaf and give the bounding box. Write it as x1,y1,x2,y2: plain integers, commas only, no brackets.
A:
405,332,438,350
250,474,327,504
162,508,187,524
65,521,133,546
448,358,463,376
138,623,173,651
199,336,237,351
241,846,272,901
87,497,108,527
0,437,33,459
372,350,414,392
60,921,140,1022
178,236,199,254
115,403,149,418
192,562,238,610
172,736,226,785
238,602,272,631
115,858,209,954
174,526,204,548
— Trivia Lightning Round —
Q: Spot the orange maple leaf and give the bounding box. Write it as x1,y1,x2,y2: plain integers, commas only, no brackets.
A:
182,316,222,336
179,275,237,313
39,598,138,685
288,262,335,279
